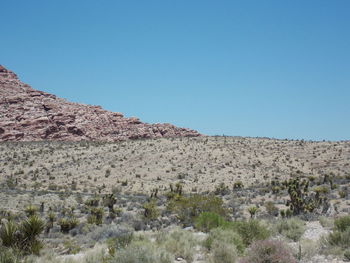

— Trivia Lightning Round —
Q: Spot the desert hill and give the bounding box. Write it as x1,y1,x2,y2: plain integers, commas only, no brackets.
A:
0,65,200,141
1,136,349,195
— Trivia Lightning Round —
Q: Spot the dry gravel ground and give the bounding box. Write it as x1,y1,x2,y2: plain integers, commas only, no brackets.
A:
0,136,349,196
1,136,350,263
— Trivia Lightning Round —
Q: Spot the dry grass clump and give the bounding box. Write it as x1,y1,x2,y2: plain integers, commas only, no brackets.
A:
275,217,306,241
109,240,173,263
155,228,198,262
204,227,245,255
322,215,350,258
209,240,238,263
240,239,296,263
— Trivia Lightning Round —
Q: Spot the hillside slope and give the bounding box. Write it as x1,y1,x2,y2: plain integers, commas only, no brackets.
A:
0,65,200,141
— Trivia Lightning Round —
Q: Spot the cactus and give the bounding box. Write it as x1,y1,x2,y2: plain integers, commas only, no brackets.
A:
150,188,159,198
283,177,328,215
103,194,116,213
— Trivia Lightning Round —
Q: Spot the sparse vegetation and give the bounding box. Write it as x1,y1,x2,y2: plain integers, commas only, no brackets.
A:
241,239,296,263
0,137,349,262
275,217,306,241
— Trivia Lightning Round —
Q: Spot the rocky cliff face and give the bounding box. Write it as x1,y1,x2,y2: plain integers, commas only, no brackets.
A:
0,65,201,141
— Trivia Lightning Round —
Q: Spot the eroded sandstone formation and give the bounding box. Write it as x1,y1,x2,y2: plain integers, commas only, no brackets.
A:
0,65,201,141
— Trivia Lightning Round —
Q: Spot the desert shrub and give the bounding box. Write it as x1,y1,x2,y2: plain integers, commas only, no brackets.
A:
204,227,245,255
326,228,350,249
323,215,350,256
24,205,38,217
228,220,270,246
106,230,134,253
275,218,305,241
195,212,227,232
63,239,81,254
319,216,334,228
334,216,350,232
344,249,350,261
156,228,197,262
0,248,20,263
233,181,244,189
82,245,108,263
209,240,238,263
87,207,104,225
110,241,173,263
264,201,279,217
91,224,133,244
214,182,230,196
295,239,319,261
58,217,79,233
0,210,15,222
85,197,100,207
143,200,159,220
167,194,228,226
240,240,296,263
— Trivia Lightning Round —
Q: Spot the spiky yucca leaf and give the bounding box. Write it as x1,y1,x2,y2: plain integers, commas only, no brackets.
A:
19,215,44,244
0,221,18,247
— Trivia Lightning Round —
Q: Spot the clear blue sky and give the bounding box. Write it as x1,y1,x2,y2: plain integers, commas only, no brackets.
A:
2,1,349,141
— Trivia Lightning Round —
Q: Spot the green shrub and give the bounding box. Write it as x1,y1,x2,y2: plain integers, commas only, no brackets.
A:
228,220,270,246
106,231,134,254
296,239,319,261
58,217,79,233
204,227,245,255
323,215,350,255
209,240,238,263
241,240,296,263
264,201,279,217
63,239,81,254
85,197,100,207
167,194,227,226
110,241,173,263
334,216,350,232
156,228,197,262
143,200,159,221
233,181,244,189
0,248,20,263
275,218,305,241
327,228,350,249
195,212,227,232
87,207,104,225
319,216,334,228
24,205,38,217
344,249,350,261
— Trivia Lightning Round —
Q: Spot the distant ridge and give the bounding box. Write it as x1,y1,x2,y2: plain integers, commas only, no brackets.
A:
0,65,201,141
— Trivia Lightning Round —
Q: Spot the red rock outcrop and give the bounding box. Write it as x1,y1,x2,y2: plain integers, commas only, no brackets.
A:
0,65,201,141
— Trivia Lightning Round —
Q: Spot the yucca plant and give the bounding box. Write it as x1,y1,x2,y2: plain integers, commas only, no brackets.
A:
19,215,44,255
248,206,259,219
24,205,38,217
0,216,44,256
58,217,79,233
20,215,44,244
45,212,56,233
0,221,18,248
